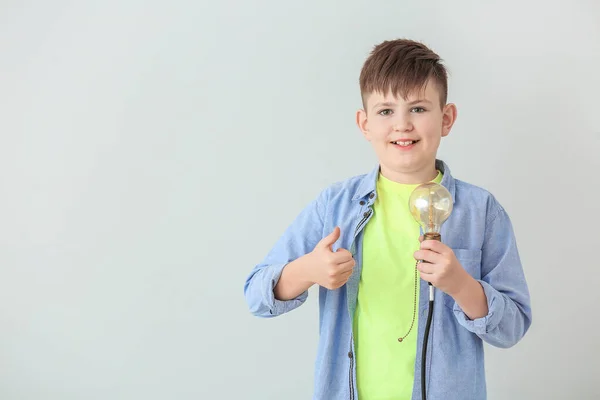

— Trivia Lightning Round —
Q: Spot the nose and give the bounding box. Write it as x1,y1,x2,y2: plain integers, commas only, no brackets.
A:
392,114,413,132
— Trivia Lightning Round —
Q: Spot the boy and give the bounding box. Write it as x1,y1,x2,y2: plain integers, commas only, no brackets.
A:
244,39,532,400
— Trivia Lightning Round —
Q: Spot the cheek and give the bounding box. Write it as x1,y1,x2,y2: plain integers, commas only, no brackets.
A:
418,120,443,138
373,134,390,147
367,121,390,141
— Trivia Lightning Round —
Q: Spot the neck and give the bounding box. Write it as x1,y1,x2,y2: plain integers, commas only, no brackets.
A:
380,163,438,184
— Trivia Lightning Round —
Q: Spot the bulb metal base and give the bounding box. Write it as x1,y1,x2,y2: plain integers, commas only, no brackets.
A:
423,232,441,242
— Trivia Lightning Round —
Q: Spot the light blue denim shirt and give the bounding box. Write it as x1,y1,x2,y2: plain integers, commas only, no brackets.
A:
244,160,532,400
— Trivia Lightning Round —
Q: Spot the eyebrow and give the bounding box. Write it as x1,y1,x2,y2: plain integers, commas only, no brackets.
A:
371,99,432,111
407,99,432,105
371,101,396,110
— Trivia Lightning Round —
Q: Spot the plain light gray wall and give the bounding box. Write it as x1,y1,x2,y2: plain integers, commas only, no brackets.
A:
0,1,598,399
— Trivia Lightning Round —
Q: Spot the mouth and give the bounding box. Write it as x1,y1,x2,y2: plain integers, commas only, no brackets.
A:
390,140,420,148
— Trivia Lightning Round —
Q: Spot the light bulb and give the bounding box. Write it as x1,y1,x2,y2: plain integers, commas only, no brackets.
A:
408,182,453,241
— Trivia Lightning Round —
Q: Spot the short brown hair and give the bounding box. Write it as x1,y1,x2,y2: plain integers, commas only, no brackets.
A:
359,39,448,109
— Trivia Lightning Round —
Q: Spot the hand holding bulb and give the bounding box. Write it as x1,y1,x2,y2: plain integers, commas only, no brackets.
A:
413,237,470,297
408,182,488,318
409,182,469,297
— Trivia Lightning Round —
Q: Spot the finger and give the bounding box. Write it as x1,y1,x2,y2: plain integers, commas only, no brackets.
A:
337,259,355,273
414,249,444,264
333,275,352,289
419,239,449,255
416,260,436,274
335,269,353,283
317,227,341,251
340,268,354,282
419,271,435,284
333,248,353,264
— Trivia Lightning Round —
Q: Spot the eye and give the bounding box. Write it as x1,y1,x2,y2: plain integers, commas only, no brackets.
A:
411,107,426,113
378,109,393,116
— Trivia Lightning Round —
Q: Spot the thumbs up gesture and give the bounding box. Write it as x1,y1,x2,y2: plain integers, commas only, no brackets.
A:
307,227,356,290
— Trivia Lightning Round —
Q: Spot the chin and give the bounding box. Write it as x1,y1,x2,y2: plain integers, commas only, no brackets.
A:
390,160,422,172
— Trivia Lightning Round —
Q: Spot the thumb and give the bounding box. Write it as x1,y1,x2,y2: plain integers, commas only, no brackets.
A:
318,226,341,251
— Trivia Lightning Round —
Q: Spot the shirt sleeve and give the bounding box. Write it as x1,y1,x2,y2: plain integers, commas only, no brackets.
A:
453,204,532,348
243,188,328,318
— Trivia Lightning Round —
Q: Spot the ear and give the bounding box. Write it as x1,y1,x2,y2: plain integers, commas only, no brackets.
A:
356,109,371,141
441,103,457,138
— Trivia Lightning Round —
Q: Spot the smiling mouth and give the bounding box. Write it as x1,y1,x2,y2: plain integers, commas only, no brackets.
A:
391,140,419,147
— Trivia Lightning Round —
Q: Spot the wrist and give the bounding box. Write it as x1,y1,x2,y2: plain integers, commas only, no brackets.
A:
297,252,317,286
449,270,475,300
275,253,316,301
450,273,489,320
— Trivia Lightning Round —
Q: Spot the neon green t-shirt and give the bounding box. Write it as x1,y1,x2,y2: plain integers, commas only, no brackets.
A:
353,170,443,399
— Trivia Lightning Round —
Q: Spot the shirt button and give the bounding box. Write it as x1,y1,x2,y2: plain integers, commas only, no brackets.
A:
359,201,365,205
348,352,353,359
369,193,374,199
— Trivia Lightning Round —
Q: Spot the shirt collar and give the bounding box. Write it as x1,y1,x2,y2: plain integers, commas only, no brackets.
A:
352,159,457,203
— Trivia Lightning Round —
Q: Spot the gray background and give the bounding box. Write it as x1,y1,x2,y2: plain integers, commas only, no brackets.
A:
1,1,598,399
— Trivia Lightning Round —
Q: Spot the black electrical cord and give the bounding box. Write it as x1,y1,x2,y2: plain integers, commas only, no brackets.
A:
419,232,441,400
421,283,434,400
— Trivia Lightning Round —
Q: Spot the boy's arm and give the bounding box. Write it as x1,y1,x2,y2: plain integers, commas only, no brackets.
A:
452,204,532,348
273,253,315,301
243,189,327,318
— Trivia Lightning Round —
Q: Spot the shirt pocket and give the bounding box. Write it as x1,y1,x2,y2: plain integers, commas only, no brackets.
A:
443,248,482,310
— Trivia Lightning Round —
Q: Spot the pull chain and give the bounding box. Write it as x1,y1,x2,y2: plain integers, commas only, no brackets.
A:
398,232,440,342
397,260,419,342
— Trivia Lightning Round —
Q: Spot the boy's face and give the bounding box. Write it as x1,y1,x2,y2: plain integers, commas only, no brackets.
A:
356,79,457,183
